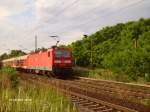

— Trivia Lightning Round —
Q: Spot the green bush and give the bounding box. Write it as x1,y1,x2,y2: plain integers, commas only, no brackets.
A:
70,18,150,82
1,67,20,88
145,73,150,82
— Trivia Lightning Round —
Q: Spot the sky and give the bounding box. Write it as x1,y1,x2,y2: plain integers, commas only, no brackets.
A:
0,0,150,54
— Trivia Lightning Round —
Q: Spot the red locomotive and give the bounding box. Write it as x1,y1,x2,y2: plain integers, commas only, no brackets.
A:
2,47,73,78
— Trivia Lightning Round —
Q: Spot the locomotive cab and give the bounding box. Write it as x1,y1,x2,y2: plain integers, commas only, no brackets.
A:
52,48,73,76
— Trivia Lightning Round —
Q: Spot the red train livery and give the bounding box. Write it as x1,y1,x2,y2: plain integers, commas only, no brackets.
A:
2,47,73,77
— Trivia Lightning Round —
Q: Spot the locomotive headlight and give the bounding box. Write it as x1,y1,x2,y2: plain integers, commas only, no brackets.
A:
64,60,71,63
54,60,61,63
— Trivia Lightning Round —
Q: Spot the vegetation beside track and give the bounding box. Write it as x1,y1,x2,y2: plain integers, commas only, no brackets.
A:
0,67,77,112
70,18,150,82
73,67,150,84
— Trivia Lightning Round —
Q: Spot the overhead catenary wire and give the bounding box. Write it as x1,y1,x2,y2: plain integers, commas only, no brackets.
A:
25,0,79,35
61,0,146,30
9,0,79,51
46,0,79,21
38,0,147,40
20,0,145,41
36,0,146,38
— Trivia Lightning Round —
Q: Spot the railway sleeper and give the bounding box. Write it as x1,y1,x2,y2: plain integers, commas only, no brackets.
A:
88,104,100,108
92,106,106,110
77,101,94,106
100,108,113,112
72,99,89,104
75,80,150,100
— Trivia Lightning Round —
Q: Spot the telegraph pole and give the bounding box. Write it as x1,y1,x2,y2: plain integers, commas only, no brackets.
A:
35,35,37,52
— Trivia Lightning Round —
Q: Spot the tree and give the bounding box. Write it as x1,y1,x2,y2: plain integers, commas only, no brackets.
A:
9,50,26,58
0,53,8,60
70,18,150,81
0,50,26,60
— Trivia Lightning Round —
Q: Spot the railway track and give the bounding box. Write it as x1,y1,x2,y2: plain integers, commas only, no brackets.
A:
67,77,150,106
21,74,150,112
77,77,150,99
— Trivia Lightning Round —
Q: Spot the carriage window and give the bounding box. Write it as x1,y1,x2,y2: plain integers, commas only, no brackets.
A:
48,52,50,57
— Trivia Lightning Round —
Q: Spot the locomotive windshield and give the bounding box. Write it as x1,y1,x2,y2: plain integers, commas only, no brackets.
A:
54,50,71,58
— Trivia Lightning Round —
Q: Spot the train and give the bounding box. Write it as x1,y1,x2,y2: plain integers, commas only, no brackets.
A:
1,47,73,78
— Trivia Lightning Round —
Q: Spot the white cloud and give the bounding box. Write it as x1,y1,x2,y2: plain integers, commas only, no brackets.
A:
61,31,84,44
0,7,10,17
0,0,30,18
35,0,63,21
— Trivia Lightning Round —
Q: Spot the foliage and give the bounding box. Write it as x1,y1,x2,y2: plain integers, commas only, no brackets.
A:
70,18,150,81
1,85,77,112
0,50,26,60
0,67,20,88
73,67,135,83
0,68,77,112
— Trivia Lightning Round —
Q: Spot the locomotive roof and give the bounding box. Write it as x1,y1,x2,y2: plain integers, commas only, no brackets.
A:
29,47,71,54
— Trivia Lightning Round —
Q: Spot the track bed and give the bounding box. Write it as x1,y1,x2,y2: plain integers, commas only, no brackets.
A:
21,74,150,112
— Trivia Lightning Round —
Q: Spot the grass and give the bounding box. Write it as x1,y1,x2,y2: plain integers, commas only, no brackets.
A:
73,67,132,82
0,67,77,112
73,66,150,84
141,99,150,107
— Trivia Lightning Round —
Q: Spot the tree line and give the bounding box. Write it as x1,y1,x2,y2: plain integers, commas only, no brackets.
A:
70,18,150,81
0,50,26,60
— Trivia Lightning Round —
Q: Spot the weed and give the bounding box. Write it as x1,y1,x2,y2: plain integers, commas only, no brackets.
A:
0,67,77,112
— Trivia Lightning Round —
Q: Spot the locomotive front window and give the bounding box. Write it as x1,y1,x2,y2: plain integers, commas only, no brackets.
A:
54,50,71,58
